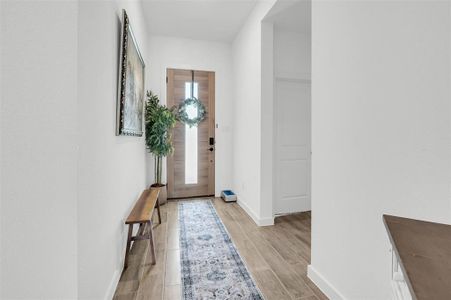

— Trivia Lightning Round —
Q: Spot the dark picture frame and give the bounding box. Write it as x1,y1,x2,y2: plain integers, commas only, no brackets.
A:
116,9,145,136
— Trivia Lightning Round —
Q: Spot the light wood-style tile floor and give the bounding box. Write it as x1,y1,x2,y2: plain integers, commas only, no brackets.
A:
113,198,327,300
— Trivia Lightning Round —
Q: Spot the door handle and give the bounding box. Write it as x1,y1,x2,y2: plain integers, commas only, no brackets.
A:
209,147,214,152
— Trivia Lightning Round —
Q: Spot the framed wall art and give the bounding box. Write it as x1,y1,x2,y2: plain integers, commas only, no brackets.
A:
116,9,145,136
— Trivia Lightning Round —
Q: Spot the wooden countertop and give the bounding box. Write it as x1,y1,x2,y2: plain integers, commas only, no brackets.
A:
383,214,451,300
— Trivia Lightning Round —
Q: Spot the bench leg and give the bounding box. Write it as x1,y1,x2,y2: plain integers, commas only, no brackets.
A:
148,221,156,265
138,222,145,235
124,224,133,268
156,198,162,225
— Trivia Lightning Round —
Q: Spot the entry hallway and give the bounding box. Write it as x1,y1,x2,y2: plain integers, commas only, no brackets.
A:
113,199,326,300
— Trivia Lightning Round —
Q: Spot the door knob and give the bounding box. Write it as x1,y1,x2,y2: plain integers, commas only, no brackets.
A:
209,147,214,152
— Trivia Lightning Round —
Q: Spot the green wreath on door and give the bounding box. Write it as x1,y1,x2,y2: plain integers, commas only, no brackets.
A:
177,97,207,127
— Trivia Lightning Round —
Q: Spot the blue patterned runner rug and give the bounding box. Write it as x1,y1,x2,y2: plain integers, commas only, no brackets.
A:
179,200,264,300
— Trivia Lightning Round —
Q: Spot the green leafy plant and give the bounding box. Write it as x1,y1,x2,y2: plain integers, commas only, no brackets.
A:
145,90,177,185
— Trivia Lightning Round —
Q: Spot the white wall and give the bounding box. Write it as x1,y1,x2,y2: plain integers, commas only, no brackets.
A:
77,1,151,299
1,1,151,298
0,2,3,296
232,0,276,226
0,3,4,298
309,1,451,299
1,1,79,298
146,35,234,196
260,21,275,223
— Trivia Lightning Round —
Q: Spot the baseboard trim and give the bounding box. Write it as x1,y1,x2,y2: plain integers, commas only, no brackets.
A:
258,216,275,226
307,265,345,300
237,200,274,227
104,269,121,300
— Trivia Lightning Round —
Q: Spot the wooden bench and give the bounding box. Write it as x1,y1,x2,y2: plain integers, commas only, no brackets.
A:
124,188,161,268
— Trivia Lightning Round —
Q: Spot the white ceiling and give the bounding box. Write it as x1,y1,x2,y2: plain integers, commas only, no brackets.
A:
142,0,259,42
265,0,311,34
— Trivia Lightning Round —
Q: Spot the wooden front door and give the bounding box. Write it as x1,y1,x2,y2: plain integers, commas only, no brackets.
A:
167,69,215,199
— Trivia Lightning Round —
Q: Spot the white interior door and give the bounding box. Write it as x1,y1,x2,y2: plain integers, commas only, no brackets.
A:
274,79,311,214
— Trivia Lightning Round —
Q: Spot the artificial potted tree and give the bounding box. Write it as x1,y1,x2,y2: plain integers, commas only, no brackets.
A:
145,91,176,205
